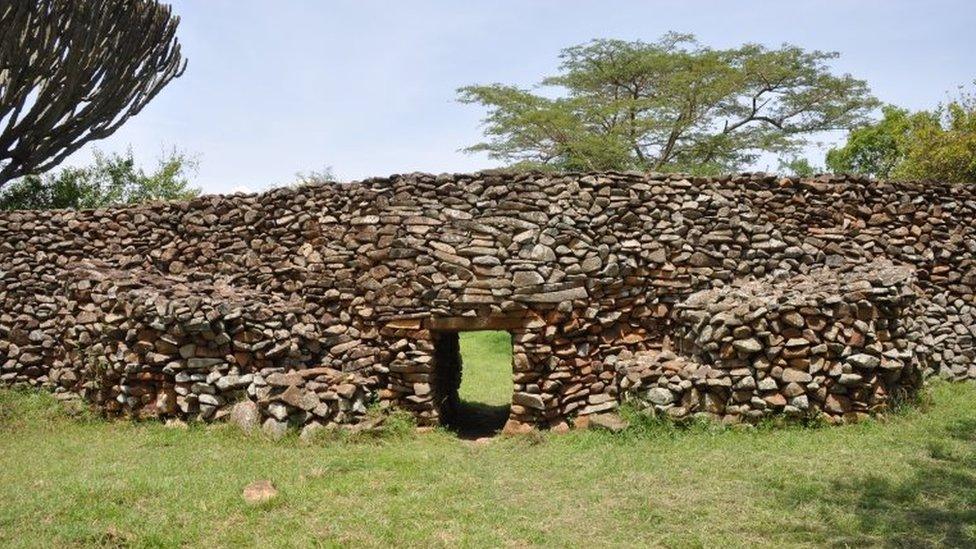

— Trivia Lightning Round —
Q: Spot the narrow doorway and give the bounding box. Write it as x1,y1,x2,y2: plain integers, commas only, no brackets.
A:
437,330,513,437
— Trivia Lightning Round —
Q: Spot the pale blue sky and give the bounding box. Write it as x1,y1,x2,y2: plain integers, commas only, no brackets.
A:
64,0,976,194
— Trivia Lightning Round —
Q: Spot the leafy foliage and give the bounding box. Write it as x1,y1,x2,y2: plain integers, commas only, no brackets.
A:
778,156,821,177
0,149,200,211
459,33,877,174
293,166,337,186
827,88,976,183
825,106,911,179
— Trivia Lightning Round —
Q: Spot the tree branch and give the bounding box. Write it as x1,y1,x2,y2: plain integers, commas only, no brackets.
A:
0,0,186,187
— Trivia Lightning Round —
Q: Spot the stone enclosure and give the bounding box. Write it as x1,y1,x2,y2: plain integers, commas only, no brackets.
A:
1,171,974,433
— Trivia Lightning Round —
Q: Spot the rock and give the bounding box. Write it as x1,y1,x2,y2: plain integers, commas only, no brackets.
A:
501,419,534,435
790,395,810,410
262,418,288,440
586,413,629,433
335,384,358,399
512,392,545,410
782,382,805,398
838,373,863,386
734,376,757,390
242,480,278,504
580,256,603,273
267,372,302,387
781,312,805,328
733,338,762,354
513,270,544,287
230,401,261,433
186,358,223,370
647,248,667,264
781,369,813,383
279,385,304,407
518,286,588,303
549,421,571,434
529,244,556,262
646,387,674,406
757,377,778,391
300,422,325,443
825,394,852,414
267,402,290,421
689,251,720,268
215,375,241,391
847,354,881,369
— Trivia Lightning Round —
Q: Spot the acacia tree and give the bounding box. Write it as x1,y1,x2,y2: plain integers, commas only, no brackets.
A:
0,0,186,187
459,33,877,174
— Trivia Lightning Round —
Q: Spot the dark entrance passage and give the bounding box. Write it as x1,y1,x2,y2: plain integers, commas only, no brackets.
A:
432,330,513,438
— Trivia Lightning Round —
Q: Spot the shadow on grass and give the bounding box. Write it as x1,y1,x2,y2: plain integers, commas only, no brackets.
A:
780,418,976,547
445,400,510,440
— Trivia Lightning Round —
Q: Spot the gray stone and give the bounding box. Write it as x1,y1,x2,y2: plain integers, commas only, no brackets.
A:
512,270,544,287
838,373,863,386
512,392,545,410
733,338,762,354
262,418,288,440
646,387,675,406
790,395,810,410
781,369,813,383
230,401,261,433
529,244,556,262
267,402,289,421
757,377,778,391
517,286,587,303
300,422,325,443
186,357,222,370
847,354,881,369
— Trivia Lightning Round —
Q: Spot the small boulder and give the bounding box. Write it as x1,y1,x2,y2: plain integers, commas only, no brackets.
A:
502,419,534,435
825,393,852,414
646,387,675,406
242,480,278,504
299,422,325,443
838,373,863,386
262,418,288,440
847,354,881,369
781,369,812,383
230,401,261,433
733,338,762,354
586,413,629,433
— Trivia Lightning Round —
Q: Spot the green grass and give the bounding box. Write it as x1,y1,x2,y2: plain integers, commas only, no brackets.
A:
458,331,512,406
2,341,976,547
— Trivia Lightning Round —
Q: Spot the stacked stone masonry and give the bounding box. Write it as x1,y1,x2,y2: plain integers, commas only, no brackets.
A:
1,171,974,432
617,261,923,423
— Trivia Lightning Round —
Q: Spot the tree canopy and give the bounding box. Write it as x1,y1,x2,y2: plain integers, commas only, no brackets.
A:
827,89,976,183
0,0,186,187
0,149,199,211
459,33,877,174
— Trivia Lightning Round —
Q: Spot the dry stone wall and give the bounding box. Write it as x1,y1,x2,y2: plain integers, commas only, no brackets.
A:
1,171,974,432
618,261,922,423
61,262,372,434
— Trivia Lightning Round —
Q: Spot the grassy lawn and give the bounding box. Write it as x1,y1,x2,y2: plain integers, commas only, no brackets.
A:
1,333,975,547
458,331,513,407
